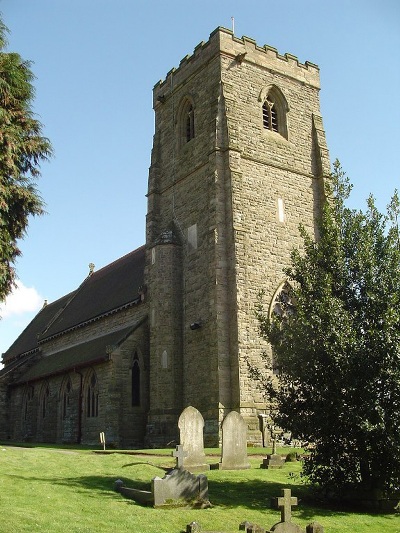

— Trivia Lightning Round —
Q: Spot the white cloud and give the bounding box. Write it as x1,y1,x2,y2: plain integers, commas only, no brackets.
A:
0,281,43,319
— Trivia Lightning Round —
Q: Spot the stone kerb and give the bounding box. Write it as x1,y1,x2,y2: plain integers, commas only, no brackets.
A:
179,406,210,471
219,411,250,470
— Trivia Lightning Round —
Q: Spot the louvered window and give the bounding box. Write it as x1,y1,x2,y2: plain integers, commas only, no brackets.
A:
263,99,278,132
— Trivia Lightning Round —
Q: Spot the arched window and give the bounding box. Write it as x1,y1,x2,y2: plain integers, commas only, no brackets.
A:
178,97,195,146
132,353,141,407
271,281,296,319
259,85,289,139
23,385,34,421
40,382,50,419
269,282,296,373
86,370,99,418
61,376,72,419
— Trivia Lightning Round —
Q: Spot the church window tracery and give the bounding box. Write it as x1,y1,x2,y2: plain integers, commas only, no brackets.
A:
271,281,296,319
270,282,296,373
86,370,99,417
259,85,289,139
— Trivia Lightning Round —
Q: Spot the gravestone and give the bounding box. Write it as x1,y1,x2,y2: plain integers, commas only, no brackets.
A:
173,444,188,469
270,488,303,533
239,521,266,532
306,523,324,533
179,406,210,471
260,432,284,469
219,411,250,470
115,445,210,508
152,468,209,507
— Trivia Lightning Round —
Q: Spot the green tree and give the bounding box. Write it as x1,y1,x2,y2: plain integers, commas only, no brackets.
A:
257,160,400,495
0,18,52,303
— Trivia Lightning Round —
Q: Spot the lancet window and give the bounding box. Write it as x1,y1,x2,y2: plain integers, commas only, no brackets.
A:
86,370,99,418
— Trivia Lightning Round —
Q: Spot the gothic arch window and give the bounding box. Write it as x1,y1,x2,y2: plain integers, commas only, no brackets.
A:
259,85,289,139
269,282,296,373
270,281,296,319
178,96,195,146
22,385,34,421
85,370,99,418
40,381,50,419
61,376,72,419
131,352,141,407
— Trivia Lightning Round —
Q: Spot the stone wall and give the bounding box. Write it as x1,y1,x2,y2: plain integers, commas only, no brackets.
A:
5,304,149,446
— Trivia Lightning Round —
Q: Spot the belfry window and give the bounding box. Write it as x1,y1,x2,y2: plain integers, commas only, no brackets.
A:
259,85,289,139
185,104,195,142
178,97,195,146
263,98,278,132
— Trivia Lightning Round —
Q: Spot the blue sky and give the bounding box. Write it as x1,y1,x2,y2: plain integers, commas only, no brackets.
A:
0,0,399,358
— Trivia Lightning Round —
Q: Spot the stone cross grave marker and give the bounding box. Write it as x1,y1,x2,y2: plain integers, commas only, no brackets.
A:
173,444,188,469
277,488,297,522
271,488,303,533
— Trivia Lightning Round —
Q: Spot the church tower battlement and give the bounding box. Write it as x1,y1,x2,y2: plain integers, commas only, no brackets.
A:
146,27,330,446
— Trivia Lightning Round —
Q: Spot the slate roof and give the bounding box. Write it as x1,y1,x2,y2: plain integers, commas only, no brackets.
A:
39,245,146,340
14,323,142,384
1,245,146,365
2,292,76,363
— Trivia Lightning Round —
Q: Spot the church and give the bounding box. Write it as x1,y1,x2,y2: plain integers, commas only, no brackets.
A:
0,27,330,448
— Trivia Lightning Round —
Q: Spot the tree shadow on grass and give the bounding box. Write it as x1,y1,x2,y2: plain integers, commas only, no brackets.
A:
6,471,395,522
207,477,350,521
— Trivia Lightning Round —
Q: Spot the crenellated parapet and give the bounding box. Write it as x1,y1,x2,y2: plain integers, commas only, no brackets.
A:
153,26,320,107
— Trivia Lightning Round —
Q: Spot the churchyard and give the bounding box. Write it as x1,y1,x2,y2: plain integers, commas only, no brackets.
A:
0,443,397,533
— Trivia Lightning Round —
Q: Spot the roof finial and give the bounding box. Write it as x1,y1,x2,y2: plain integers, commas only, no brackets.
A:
89,263,95,274
231,16,235,35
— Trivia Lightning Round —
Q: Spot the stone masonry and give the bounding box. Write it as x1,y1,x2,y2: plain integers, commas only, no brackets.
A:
146,27,329,446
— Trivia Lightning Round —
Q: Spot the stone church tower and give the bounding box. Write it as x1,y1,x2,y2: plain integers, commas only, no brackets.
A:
145,27,330,446
0,27,330,448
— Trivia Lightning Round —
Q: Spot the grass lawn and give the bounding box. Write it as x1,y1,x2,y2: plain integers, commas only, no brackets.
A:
0,444,398,533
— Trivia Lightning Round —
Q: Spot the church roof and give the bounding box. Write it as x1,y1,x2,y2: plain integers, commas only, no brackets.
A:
14,323,142,384
1,246,146,364
2,292,76,362
39,245,146,341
